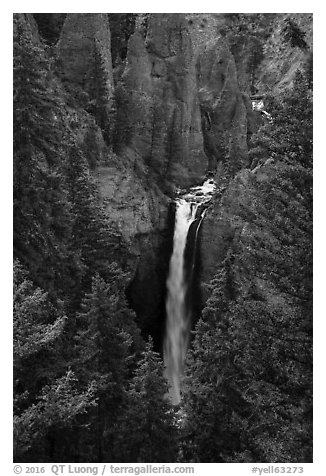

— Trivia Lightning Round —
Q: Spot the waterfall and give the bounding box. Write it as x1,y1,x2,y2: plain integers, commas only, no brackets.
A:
164,179,216,405
164,200,199,405
252,98,272,121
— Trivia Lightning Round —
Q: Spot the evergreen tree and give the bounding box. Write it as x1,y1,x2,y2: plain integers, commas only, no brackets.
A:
13,16,63,165
14,260,66,408
182,65,312,462
113,338,178,462
13,260,96,462
223,14,276,92
180,266,243,463
62,142,123,299
85,40,114,145
14,371,96,462
182,238,312,462
108,14,136,66
33,14,67,46
73,273,143,461
282,17,308,50
13,15,81,299
249,70,312,170
93,42,114,144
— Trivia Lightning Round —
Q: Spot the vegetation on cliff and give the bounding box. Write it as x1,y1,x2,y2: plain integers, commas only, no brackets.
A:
182,66,312,463
13,13,312,463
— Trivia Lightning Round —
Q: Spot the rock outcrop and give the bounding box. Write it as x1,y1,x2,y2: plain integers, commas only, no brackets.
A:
55,13,256,337
115,13,208,189
95,160,168,244
57,14,114,110
199,170,249,295
56,14,172,339
257,14,313,93
95,157,172,341
199,163,280,300
197,13,313,308
197,37,249,172
14,13,41,43
54,13,279,341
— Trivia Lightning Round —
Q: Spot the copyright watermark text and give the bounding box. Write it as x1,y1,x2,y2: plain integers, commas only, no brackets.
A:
13,465,195,476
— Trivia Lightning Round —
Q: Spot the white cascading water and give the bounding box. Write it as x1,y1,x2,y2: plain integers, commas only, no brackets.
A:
164,179,216,405
252,99,272,121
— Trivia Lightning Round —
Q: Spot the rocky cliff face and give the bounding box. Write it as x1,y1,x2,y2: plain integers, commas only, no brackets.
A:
57,13,114,112
106,13,255,332
194,13,314,324
54,13,260,336
95,160,168,244
57,15,169,238
199,170,250,291
32,12,273,339
257,13,313,93
115,14,208,189
14,13,41,43
95,157,172,340
197,37,249,172
199,164,277,302
55,14,174,339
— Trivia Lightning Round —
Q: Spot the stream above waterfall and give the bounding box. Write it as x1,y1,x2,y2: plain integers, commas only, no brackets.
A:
164,178,216,404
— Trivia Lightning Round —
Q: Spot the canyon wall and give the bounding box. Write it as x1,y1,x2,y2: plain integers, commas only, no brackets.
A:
57,13,114,107
257,13,313,93
199,12,313,297
115,14,208,189
45,13,259,336
198,36,249,172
